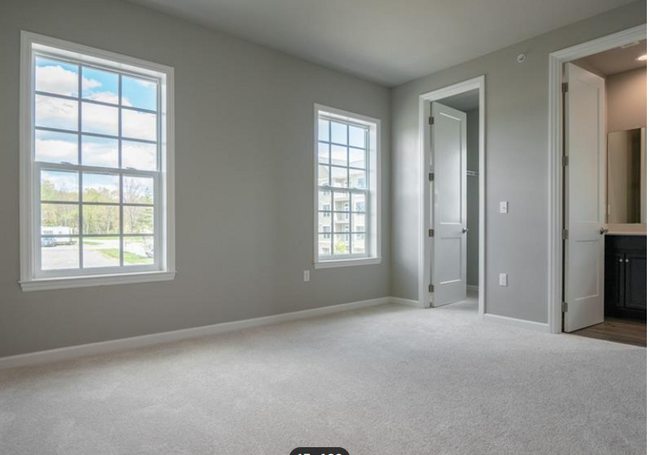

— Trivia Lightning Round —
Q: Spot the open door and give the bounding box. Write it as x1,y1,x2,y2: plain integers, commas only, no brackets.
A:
432,102,467,307
563,63,606,332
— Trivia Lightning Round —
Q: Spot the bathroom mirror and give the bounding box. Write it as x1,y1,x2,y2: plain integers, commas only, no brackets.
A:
607,127,646,224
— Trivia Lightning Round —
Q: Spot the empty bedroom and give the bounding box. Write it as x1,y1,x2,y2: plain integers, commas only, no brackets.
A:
0,0,646,453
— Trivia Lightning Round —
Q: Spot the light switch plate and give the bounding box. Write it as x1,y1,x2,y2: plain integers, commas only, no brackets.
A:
303,270,310,282
499,273,508,286
499,201,508,214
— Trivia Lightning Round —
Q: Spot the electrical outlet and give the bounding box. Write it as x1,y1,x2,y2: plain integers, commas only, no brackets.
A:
499,273,508,286
499,201,508,214
303,270,310,282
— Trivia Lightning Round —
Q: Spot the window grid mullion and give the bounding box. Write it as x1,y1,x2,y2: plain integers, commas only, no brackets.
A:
77,64,84,269
118,73,124,267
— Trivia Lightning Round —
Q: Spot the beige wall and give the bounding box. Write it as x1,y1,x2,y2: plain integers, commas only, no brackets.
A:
0,0,391,357
607,67,647,133
391,1,646,323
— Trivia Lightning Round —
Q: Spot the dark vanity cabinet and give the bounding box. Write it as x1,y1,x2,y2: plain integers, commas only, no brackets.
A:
605,235,647,320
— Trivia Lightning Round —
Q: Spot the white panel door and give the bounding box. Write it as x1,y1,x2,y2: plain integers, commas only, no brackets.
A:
564,63,606,332
432,102,467,307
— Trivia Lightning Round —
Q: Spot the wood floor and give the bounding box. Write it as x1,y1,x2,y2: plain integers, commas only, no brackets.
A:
573,317,647,347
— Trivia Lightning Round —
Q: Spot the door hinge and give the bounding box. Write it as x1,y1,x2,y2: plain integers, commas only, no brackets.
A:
429,284,435,293
562,156,569,166
428,229,435,237
562,82,568,93
562,229,569,240
429,116,434,125
561,301,568,313
428,172,434,182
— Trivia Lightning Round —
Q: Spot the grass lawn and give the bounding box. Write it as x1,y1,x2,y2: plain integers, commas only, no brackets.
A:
99,248,152,265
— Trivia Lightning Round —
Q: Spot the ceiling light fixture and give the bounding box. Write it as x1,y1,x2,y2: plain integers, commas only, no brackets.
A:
636,54,647,61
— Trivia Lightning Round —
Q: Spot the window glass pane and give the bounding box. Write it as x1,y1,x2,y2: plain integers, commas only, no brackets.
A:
35,130,78,164
82,102,118,136
349,147,366,169
318,234,332,256
331,121,347,145
349,125,366,149
82,136,118,168
331,145,347,166
41,203,79,235
318,165,330,186
333,191,350,212
331,166,347,188
122,109,157,141
122,76,157,111
83,173,119,203
41,170,78,202
352,193,366,212
122,140,157,171
318,190,332,211
124,236,154,265
334,212,349,234
82,67,118,104
82,205,120,234
35,95,78,131
318,142,329,165
333,234,350,255
124,206,154,234
123,176,154,204
352,213,366,232
41,238,79,270
318,212,331,233
83,237,120,268
318,119,330,142
35,57,79,97
352,233,366,255
349,168,366,189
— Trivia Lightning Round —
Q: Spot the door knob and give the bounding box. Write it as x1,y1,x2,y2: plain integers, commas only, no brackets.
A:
462,228,468,234
600,227,609,235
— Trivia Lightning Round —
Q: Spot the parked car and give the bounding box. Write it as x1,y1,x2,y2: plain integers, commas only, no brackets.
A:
41,237,57,247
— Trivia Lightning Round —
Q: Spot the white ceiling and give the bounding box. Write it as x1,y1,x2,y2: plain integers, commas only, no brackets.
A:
129,0,637,86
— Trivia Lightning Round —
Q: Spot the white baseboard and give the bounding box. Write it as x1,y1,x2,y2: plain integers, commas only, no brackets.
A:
0,297,390,370
467,285,479,292
390,297,423,308
483,313,550,333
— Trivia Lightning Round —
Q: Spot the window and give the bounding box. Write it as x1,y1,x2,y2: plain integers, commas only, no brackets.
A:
314,105,381,268
20,32,175,291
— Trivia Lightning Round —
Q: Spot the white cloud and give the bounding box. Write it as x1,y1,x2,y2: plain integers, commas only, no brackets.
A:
85,91,119,105
123,142,156,170
82,103,118,135
82,140,118,167
35,138,77,163
35,95,77,130
122,110,156,141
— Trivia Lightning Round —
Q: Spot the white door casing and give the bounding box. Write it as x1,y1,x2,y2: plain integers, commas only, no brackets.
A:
431,102,467,307
563,63,606,332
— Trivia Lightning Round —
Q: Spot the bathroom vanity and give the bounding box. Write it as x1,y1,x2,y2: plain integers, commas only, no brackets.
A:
605,233,646,320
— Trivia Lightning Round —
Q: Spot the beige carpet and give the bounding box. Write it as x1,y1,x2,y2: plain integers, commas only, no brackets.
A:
0,299,646,454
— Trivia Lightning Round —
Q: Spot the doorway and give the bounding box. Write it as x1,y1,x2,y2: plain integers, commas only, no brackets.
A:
418,76,485,314
548,24,647,339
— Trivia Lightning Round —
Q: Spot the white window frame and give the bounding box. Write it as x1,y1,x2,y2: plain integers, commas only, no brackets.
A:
19,32,175,291
314,104,381,268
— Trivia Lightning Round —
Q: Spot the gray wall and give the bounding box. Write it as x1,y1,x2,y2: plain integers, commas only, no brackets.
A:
466,109,479,287
607,67,647,132
0,0,391,357
390,1,646,323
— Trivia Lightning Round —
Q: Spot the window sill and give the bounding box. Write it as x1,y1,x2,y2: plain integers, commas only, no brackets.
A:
314,257,382,269
20,270,176,292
